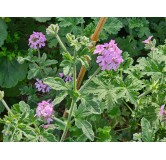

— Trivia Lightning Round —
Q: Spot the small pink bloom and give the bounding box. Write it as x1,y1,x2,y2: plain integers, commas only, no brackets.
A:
36,100,54,124
142,36,153,44
59,72,64,78
159,105,165,115
43,124,50,129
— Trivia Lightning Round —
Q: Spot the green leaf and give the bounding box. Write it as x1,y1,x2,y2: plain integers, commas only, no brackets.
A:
0,19,8,47
128,18,144,29
103,18,123,35
27,63,40,79
80,97,101,114
75,119,94,141
76,134,88,142
33,17,52,22
41,132,57,142
137,27,151,38
73,103,91,118
44,59,58,66
84,77,118,109
19,101,30,113
116,36,140,57
47,36,58,48
116,76,145,105
40,53,47,64
141,117,155,142
43,77,68,91
136,56,166,80
58,17,84,27
60,53,74,75
92,18,123,40
15,130,23,142
97,126,112,142
53,91,68,105
57,17,84,35
0,57,28,88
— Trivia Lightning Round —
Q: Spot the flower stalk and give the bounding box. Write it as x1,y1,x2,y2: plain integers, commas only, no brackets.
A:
60,50,77,142
0,91,13,115
37,49,41,58
79,67,101,93
56,34,71,56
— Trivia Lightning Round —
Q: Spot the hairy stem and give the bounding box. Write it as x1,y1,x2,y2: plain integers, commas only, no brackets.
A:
54,117,65,126
56,34,71,56
138,89,152,98
60,50,77,142
60,100,75,142
79,67,101,93
37,49,40,58
123,100,133,113
1,99,13,115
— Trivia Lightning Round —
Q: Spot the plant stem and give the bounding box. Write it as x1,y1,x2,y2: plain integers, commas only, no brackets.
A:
115,126,131,132
60,100,75,142
1,99,13,115
138,89,152,98
56,34,71,56
37,49,40,58
60,50,77,142
33,122,40,134
123,100,133,113
54,117,65,126
79,67,101,92
120,69,123,80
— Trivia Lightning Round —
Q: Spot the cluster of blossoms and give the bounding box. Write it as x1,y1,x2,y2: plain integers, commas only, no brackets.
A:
29,32,46,49
36,100,54,124
94,40,124,71
142,36,153,44
35,79,51,93
59,72,73,82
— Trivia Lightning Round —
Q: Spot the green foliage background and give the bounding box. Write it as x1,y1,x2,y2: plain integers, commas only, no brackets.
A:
0,17,166,142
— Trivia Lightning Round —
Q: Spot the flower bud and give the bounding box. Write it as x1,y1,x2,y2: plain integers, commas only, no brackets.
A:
0,91,4,101
46,24,59,35
66,33,75,42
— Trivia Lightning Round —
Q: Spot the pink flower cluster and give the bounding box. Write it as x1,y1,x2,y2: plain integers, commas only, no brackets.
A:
36,100,54,124
35,79,51,93
94,40,123,71
28,32,46,49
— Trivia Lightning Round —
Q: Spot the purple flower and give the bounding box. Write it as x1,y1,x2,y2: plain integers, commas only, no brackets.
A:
35,79,51,93
159,105,165,115
142,36,153,44
36,100,54,124
59,72,64,78
65,76,73,82
94,40,123,71
28,32,46,49
59,72,73,82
